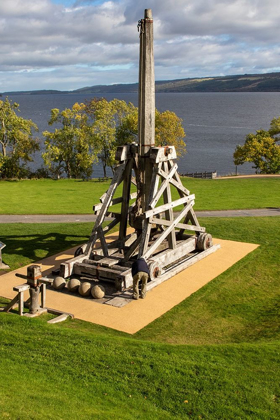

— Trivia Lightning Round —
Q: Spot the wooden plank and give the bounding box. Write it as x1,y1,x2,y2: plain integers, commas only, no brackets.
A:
98,227,109,257
13,284,30,293
41,283,46,309
102,217,120,235
73,263,131,284
115,145,132,161
60,254,86,278
85,162,126,255
167,174,190,196
150,146,177,162
172,168,190,196
124,234,142,262
147,162,161,209
47,313,71,324
3,294,19,313
145,195,195,218
119,158,133,244
150,217,206,233
77,261,128,272
149,236,196,268
146,244,221,291
93,192,136,213
143,202,193,259
139,221,152,256
138,163,161,256
162,161,176,249
150,163,178,208
97,257,120,267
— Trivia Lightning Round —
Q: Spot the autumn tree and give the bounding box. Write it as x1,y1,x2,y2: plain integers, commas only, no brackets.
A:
116,107,186,155
233,116,280,174
85,98,136,177
42,103,97,179
0,97,39,178
155,110,186,156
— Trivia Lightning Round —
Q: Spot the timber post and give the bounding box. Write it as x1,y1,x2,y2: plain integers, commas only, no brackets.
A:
138,9,155,212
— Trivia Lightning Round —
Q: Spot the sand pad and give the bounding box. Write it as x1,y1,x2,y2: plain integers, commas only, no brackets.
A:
0,238,258,334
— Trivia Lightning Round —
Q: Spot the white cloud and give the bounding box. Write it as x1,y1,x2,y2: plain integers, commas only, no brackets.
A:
0,0,280,91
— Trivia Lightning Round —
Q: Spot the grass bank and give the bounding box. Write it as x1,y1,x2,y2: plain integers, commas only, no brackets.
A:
0,315,279,419
0,216,279,417
0,177,279,214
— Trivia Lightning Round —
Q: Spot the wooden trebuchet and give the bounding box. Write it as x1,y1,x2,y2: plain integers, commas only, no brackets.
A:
59,9,220,293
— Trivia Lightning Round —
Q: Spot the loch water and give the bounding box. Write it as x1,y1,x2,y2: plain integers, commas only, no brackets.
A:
8,91,280,177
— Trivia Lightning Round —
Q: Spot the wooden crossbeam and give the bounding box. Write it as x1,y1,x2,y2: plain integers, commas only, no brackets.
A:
143,201,193,259
102,217,120,234
150,163,178,208
150,217,206,233
157,162,190,196
145,195,195,218
93,192,137,212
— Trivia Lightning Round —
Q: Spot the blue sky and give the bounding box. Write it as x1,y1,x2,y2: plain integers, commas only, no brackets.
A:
1,0,280,92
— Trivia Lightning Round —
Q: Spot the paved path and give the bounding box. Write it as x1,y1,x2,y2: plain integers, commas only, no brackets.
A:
0,208,279,223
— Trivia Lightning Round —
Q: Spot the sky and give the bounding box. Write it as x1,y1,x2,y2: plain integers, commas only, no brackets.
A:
1,0,280,92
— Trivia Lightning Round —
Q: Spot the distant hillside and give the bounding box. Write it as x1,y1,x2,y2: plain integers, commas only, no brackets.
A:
2,72,280,95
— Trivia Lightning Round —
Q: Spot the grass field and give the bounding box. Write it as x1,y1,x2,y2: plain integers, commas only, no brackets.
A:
0,216,280,418
0,177,279,214
0,176,280,419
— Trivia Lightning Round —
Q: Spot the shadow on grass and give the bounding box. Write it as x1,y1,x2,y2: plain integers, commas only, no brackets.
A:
0,231,89,272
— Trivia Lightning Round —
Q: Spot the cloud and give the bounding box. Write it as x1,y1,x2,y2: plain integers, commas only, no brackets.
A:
1,0,280,91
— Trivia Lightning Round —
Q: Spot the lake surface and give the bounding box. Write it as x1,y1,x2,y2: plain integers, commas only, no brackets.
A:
8,92,280,177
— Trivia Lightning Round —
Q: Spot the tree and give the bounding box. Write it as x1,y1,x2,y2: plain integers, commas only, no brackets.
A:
155,110,186,156
85,98,137,177
233,117,280,174
0,97,39,178
116,109,187,157
42,103,97,179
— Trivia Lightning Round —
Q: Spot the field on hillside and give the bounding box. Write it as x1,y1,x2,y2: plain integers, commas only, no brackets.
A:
0,179,279,419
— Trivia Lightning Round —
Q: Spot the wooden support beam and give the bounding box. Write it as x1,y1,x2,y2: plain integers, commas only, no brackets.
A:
143,202,193,259
97,227,109,257
102,217,120,234
150,236,196,268
147,244,221,291
93,193,137,212
150,146,177,162
150,217,206,233
138,162,160,256
119,158,133,245
162,161,176,249
86,162,126,255
124,234,142,262
145,195,195,218
150,162,178,208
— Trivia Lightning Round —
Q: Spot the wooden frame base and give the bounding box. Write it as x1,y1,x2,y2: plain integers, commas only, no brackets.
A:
59,144,219,292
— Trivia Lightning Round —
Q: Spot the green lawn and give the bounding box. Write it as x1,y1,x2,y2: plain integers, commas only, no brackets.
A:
0,177,279,214
0,316,279,420
0,217,280,418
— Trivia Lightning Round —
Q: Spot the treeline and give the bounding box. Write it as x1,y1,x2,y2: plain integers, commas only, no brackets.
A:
0,97,186,180
1,97,280,179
